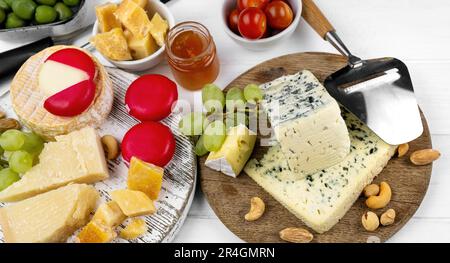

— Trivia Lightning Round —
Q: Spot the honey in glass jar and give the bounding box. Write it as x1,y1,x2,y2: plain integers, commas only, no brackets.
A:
165,21,220,90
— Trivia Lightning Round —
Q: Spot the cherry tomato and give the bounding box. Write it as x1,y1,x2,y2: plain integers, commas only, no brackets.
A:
237,0,269,11
228,9,240,34
125,74,178,122
238,7,267,40
122,122,176,167
264,1,293,30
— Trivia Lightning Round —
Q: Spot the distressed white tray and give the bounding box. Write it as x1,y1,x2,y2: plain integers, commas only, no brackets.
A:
0,68,197,243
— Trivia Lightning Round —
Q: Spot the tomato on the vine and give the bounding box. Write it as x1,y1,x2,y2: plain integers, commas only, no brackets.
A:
238,7,267,40
264,1,293,30
237,0,269,11
228,9,240,33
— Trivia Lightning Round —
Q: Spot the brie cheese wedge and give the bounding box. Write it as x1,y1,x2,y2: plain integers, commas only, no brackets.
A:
205,125,257,177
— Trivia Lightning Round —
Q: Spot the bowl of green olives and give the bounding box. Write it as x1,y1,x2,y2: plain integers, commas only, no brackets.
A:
0,0,93,41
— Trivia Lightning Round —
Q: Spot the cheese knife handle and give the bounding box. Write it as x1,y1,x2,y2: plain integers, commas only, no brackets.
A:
0,37,54,77
301,0,335,39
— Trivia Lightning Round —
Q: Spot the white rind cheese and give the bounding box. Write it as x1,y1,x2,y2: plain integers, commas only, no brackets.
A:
205,125,257,177
0,184,99,243
261,70,350,178
10,45,113,140
244,110,397,233
0,127,109,202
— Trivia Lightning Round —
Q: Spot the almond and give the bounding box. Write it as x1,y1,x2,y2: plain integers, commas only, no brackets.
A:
0,118,21,132
410,149,440,165
397,143,409,157
279,227,313,243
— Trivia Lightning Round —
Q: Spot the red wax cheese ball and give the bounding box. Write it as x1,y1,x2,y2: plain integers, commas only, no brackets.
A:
122,122,176,167
125,74,178,122
44,80,96,117
46,48,96,80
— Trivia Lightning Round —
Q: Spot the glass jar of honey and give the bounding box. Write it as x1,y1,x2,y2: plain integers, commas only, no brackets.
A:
165,21,220,91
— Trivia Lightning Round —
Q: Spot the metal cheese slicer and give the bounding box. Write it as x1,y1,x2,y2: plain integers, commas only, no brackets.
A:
302,0,423,145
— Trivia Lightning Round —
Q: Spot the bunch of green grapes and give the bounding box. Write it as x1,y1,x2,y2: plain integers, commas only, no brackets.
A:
0,129,44,191
179,83,263,157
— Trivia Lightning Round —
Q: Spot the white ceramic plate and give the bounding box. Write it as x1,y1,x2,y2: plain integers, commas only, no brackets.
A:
0,68,196,243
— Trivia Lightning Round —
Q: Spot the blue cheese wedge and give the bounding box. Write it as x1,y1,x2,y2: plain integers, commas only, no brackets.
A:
205,125,257,177
261,70,350,178
244,110,397,233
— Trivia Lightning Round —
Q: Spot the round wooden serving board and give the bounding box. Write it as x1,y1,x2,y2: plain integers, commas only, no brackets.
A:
200,52,433,243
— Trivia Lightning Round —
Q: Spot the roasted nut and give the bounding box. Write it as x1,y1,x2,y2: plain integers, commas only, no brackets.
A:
410,149,440,165
380,209,396,226
363,184,380,198
397,143,409,157
0,111,6,119
366,182,392,209
245,197,265,221
0,118,21,132
101,135,120,160
279,227,313,243
361,211,379,231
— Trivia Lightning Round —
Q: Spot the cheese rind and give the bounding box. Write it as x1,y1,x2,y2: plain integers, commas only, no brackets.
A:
0,127,109,202
244,110,397,233
0,184,99,243
261,70,350,178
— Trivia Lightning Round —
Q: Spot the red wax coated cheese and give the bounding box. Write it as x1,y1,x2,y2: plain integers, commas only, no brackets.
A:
44,80,96,117
122,122,176,167
46,48,96,80
125,74,178,122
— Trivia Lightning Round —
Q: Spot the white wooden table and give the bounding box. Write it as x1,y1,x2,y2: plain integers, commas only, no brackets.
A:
1,0,449,243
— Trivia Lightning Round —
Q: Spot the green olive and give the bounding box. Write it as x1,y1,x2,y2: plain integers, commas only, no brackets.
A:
54,2,72,21
0,9,5,24
36,0,57,6
62,0,80,7
4,0,13,8
0,0,10,11
12,0,37,20
5,13,26,28
35,5,56,24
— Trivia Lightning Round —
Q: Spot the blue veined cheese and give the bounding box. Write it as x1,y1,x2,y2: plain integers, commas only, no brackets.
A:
260,70,350,178
244,110,397,233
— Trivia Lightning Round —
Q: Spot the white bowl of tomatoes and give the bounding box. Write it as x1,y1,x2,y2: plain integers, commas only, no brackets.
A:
223,0,302,51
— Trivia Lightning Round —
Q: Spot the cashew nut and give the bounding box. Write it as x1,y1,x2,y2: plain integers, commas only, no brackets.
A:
361,211,379,231
380,209,396,226
366,182,391,209
245,197,265,221
101,135,120,160
363,184,380,198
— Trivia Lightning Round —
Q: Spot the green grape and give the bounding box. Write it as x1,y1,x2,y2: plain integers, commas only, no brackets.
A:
21,132,44,156
0,168,20,191
3,151,13,160
63,0,80,7
203,121,226,152
179,112,206,136
0,129,26,151
194,135,209,157
226,112,249,130
226,87,246,112
202,84,225,113
243,84,263,104
9,150,33,173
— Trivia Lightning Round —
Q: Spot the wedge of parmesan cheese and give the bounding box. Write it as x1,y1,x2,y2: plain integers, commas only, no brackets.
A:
0,184,99,243
0,127,109,202
261,70,350,178
244,109,396,233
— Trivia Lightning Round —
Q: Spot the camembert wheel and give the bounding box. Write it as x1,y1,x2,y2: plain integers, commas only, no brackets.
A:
10,46,114,140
